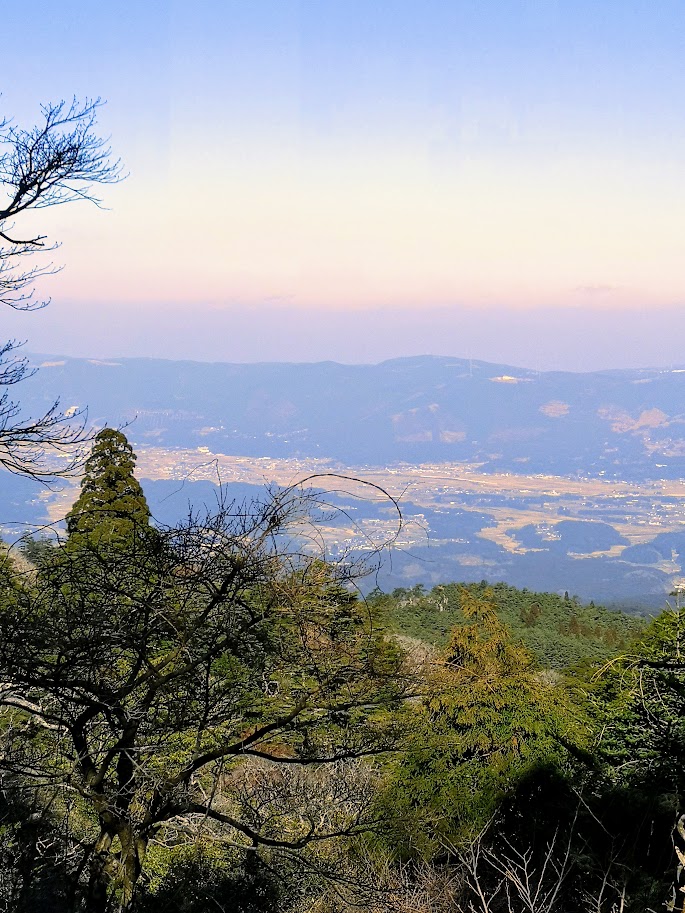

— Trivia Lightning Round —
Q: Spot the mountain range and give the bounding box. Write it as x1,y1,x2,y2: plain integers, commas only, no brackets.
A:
15,353,685,478
4,353,685,610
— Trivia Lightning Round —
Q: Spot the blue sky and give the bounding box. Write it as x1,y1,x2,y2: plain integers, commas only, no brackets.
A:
3,1,685,368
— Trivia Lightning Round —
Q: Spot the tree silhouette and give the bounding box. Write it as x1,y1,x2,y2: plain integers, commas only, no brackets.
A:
0,98,121,478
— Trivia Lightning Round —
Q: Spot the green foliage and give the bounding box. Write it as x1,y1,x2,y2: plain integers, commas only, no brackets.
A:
584,607,685,832
378,588,585,860
535,609,685,911
65,427,151,546
590,607,685,797
0,780,81,913
138,842,284,913
0,437,408,909
18,534,58,568
375,580,645,670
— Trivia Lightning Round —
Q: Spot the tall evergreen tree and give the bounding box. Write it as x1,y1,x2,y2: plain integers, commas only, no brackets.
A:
380,587,583,858
66,428,150,545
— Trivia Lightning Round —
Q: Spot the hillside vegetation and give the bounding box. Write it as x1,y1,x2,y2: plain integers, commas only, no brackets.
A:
2,432,684,912
372,580,646,669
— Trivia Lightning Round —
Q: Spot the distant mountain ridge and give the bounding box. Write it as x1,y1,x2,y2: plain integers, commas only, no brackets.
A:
5,354,685,609
17,353,685,479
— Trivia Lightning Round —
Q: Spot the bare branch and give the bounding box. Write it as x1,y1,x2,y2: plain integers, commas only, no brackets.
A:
0,97,122,477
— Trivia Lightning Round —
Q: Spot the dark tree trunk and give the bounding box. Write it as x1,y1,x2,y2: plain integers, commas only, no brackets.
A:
86,828,115,913
116,826,147,913
669,813,685,913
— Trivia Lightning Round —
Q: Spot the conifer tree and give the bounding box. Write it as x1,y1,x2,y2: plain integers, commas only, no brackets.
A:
65,428,150,545
380,587,582,858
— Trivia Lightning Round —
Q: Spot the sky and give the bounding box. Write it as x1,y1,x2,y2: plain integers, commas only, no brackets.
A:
3,0,685,370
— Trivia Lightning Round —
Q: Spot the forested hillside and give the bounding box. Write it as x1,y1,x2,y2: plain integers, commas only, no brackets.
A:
372,580,646,668
2,430,683,912
15,353,685,478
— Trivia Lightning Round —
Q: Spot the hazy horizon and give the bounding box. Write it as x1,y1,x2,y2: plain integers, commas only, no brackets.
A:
10,300,685,374
3,1,685,372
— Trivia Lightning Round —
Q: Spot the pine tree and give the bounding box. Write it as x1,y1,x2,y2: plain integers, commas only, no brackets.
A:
66,428,150,545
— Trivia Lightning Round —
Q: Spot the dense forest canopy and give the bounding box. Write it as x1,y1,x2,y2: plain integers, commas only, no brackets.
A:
372,580,646,669
0,430,684,912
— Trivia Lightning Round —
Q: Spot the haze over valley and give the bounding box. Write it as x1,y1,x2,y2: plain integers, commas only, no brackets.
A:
6,352,685,609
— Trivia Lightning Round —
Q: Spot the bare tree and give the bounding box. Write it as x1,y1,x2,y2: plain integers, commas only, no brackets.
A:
0,97,121,477
460,828,573,913
455,816,631,913
0,483,410,911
